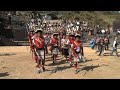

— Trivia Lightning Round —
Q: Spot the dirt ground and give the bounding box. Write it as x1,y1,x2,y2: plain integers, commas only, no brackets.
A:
0,46,120,79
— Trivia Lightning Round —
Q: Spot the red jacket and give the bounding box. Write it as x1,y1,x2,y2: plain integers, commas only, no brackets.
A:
69,37,74,45
72,40,83,57
50,37,59,46
68,37,74,49
34,36,45,49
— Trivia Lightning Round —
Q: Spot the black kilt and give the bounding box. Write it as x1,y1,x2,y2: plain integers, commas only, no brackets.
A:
63,48,69,57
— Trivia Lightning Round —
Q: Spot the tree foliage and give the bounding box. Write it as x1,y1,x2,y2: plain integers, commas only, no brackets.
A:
1,11,120,27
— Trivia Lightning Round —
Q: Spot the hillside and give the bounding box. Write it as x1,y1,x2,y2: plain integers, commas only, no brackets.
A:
1,11,120,27
55,11,120,27
12,11,120,27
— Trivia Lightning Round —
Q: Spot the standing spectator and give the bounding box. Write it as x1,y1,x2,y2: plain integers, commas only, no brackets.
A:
104,36,109,50
101,29,105,35
95,36,100,53
98,36,105,56
90,36,96,49
117,29,120,35
110,36,119,57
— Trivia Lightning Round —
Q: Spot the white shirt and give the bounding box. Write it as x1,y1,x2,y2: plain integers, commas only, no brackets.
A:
77,22,80,25
8,12,11,16
113,40,117,48
61,39,69,48
76,26,79,30
118,30,120,34
44,36,49,45
32,35,36,45
70,23,73,27
101,30,105,34
31,19,34,22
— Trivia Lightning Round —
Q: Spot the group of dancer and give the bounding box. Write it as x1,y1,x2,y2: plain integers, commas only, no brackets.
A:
27,18,87,74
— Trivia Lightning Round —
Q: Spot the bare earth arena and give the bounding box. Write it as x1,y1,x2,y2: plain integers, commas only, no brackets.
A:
0,46,120,79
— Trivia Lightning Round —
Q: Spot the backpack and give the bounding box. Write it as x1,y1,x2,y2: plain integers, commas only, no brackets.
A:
115,41,119,47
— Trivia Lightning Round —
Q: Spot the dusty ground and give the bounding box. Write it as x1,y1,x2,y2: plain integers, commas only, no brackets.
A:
0,46,120,79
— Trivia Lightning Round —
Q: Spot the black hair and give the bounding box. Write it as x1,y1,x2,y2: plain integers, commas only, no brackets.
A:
70,34,74,37
75,35,81,39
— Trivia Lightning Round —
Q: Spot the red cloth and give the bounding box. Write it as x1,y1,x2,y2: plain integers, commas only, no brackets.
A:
69,37,74,45
33,49,38,62
100,38,104,43
72,41,83,57
28,32,34,50
34,36,45,49
51,37,59,46
104,38,108,43
28,33,38,62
